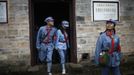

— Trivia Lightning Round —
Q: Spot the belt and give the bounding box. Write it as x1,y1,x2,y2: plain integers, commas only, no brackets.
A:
102,50,118,55
113,50,118,52
42,42,51,44
59,41,66,43
102,50,109,52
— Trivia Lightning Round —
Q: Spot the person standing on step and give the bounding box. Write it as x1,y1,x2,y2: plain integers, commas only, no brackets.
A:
36,17,57,75
55,20,70,75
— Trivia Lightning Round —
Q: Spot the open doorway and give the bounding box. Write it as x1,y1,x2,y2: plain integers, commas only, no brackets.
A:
29,0,77,65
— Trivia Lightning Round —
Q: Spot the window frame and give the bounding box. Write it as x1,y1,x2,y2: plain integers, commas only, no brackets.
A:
92,1,119,21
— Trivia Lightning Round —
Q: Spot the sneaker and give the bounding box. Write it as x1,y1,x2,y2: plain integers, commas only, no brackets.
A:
62,70,66,75
48,72,52,75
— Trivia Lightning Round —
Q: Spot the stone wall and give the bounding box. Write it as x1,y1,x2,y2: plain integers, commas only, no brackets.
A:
76,0,134,62
0,0,30,67
0,0,134,68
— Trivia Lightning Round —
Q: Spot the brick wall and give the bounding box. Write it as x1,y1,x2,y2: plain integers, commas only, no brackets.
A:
0,0,134,68
76,0,134,62
0,0,30,67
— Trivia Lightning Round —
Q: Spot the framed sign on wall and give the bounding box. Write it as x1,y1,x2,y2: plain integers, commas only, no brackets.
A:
0,1,8,23
93,1,119,21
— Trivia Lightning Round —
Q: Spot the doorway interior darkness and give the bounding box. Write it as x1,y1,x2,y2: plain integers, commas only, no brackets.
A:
29,0,77,65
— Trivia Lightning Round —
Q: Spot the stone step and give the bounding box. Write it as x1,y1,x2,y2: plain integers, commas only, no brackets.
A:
0,59,134,75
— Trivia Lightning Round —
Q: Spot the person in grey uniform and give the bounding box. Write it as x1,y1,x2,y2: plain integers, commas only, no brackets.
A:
55,21,69,75
36,17,57,75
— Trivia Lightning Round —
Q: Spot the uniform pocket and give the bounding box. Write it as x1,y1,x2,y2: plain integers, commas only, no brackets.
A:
40,43,43,50
111,52,120,67
40,43,47,51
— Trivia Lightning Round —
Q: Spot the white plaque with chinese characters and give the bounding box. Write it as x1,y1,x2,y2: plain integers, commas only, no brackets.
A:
0,2,7,23
93,1,119,21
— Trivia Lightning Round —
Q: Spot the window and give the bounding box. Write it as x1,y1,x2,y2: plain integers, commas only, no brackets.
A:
92,1,119,21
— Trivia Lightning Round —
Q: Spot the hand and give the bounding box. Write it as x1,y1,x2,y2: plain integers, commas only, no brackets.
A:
55,46,59,50
37,47,41,51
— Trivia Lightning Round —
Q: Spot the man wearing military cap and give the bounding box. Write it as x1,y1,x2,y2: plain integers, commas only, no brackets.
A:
36,16,57,75
55,20,70,75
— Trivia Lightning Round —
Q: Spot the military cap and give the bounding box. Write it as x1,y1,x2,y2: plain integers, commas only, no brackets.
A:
61,20,69,28
45,16,54,22
106,19,116,25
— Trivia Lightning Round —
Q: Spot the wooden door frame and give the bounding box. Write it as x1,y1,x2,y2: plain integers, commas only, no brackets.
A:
69,0,77,63
28,0,77,66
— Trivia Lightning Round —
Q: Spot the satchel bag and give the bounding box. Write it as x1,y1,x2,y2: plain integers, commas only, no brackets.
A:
99,52,110,66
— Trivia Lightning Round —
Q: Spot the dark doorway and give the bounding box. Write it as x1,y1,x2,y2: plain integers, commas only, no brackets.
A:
34,2,69,27
29,0,77,65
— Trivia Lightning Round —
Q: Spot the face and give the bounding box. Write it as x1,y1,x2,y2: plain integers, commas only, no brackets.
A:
106,22,114,30
62,25,66,29
47,21,54,26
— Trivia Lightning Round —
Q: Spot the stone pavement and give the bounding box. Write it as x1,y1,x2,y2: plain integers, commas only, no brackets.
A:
0,56,134,75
